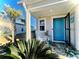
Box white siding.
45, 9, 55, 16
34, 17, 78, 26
74, 4, 79, 50
46, 17, 53, 41
70, 4, 79, 50
70, 8, 75, 47
36, 17, 53, 41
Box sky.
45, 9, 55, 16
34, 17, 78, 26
0, 0, 36, 29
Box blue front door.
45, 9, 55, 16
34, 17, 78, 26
53, 18, 65, 41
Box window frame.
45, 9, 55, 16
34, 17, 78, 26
39, 18, 46, 32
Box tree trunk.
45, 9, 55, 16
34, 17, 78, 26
12, 18, 16, 43
13, 20, 16, 43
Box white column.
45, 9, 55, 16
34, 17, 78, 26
26, 9, 31, 41
75, 4, 79, 50
23, 2, 31, 41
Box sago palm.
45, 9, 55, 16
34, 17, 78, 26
0, 39, 59, 59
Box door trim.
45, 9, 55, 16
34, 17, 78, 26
65, 13, 71, 45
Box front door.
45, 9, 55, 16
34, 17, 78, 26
53, 18, 65, 41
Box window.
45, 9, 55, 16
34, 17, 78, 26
39, 20, 45, 31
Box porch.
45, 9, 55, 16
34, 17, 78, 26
18, 0, 79, 51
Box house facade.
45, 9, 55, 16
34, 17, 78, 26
16, 18, 26, 34
18, 0, 79, 50
36, 10, 75, 45
36, 4, 79, 50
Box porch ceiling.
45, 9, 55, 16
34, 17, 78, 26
23, 0, 75, 18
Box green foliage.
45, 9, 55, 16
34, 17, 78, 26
4, 4, 22, 42
0, 39, 59, 59
66, 49, 79, 59
4, 4, 21, 19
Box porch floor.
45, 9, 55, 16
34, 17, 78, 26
50, 42, 79, 59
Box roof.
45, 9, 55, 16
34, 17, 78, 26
21, 0, 75, 18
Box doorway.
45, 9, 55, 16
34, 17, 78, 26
53, 18, 65, 41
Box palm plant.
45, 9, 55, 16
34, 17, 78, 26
4, 4, 21, 42
0, 17, 13, 44
0, 39, 59, 59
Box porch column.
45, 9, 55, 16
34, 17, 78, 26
23, 2, 31, 41
26, 9, 31, 41
75, 4, 79, 50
